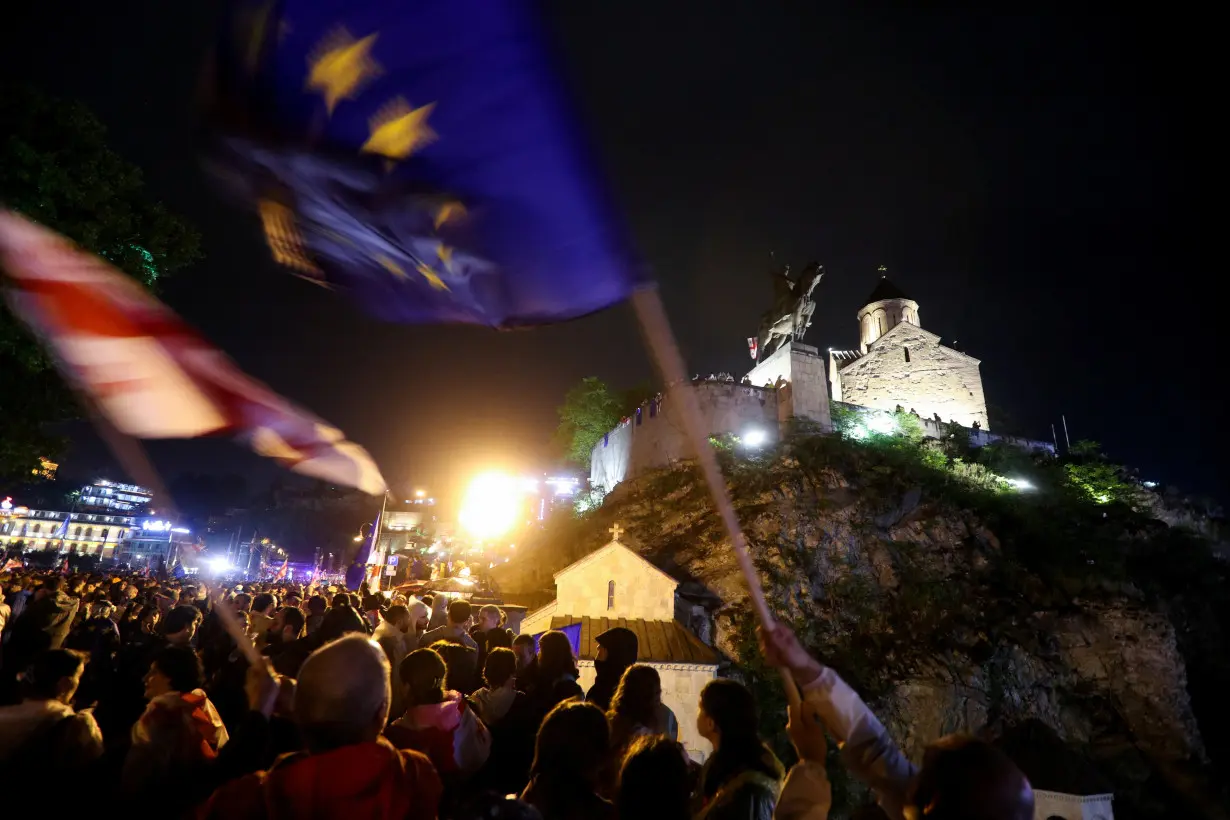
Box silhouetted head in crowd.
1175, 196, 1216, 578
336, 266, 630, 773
144, 645, 205, 699
294, 634, 390, 754
512, 633, 536, 671
617, 735, 691, 820
447, 599, 472, 628
483, 647, 517, 690
162, 605, 202, 646
385, 604, 411, 633
306, 595, 327, 616
531, 700, 609, 789
251, 593, 276, 616
908, 735, 1034, 820
400, 647, 447, 707
22, 649, 87, 704
536, 630, 578, 683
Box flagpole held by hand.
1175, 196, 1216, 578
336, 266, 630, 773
631, 286, 801, 708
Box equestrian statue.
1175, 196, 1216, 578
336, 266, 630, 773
757, 261, 824, 358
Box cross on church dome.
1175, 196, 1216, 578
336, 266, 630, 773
609, 523, 624, 541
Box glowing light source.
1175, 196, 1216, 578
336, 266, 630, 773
1005, 478, 1034, 490
865, 413, 898, 436
743, 428, 768, 448
460, 472, 521, 539
208, 557, 232, 573
415, 489, 426, 498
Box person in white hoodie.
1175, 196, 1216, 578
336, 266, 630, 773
0, 648, 102, 770
759, 623, 1034, 820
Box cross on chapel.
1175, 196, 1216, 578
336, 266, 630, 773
609, 523, 624, 542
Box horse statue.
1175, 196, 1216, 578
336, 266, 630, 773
757, 262, 824, 357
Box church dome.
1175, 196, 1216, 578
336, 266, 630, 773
857, 271, 920, 352
863, 276, 911, 304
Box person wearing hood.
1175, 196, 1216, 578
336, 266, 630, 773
374, 604, 414, 717
385, 647, 491, 782
426, 593, 451, 631
202, 634, 442, 820
123, 645, 230, 811
0, 648, 103, 780
586, 626, 639, 712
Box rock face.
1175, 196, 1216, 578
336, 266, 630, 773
497, 436, 1228, 818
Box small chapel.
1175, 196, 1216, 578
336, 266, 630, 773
519, 524, 720, 761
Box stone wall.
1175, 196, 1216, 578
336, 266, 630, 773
556, 544, 678, 622
834, 322, 990, 429
831, 401, 1057, 455
590, 381, 778, 491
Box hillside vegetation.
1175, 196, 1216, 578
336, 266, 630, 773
498, 416, 1228, 819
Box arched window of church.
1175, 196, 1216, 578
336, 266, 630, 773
904, 347, 910, 363
607, 580, 615, 610
877, 315, 884, 335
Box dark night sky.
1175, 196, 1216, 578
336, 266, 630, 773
5, 4, 1219, 504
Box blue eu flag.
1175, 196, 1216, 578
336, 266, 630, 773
209, 0, 640, 327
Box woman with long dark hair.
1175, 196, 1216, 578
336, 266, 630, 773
691, 678, 783, 820
607, 664, 663, 764
532, 630, 583, 716
520, 699, 615, 820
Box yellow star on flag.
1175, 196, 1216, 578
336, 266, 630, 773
376, 255, 408, 279
416, 261, 450, 291
434, 201, 466, 229
362, 97, 436, 161
306, 29, 381, 114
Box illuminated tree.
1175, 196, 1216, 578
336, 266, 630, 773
555, 377, 624, 466
0, 83, 202, 479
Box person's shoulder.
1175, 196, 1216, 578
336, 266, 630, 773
200, 770, 268, 819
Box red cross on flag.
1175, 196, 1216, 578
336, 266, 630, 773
0, 210, 386, 495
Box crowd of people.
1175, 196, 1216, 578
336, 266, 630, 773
0, 566, 1037, 819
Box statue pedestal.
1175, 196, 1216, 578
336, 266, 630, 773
745, 341, 832, 433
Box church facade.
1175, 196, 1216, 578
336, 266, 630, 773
829, 277, 990, 430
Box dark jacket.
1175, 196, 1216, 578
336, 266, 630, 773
584, 627, 639, 712
692, 747, 785, 820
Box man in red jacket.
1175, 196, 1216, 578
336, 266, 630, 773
201, 634, 442, 819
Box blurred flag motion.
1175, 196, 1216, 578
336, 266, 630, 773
209, 0, 639, 326
0, 210, 386, 495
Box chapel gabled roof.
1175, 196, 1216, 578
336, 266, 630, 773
549, 615, 719, 665
864, 276, 911, 304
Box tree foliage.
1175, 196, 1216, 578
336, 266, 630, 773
0, 84, 202, 479
554, 377, 627, 466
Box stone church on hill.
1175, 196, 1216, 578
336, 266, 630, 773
589, 268, 1035, 493
519, 526, 719, 761
829, 275, 990, 430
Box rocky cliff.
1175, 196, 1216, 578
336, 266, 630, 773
498, 428, 1229, 819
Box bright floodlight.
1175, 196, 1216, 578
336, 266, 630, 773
743, 429, 768, 448
865, 413, 898, 435
460, 472, 522, 539
208, 557, 231, 573
1006, 477, 1034, 490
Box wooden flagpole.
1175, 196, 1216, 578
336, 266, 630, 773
631, 286, 801, 706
